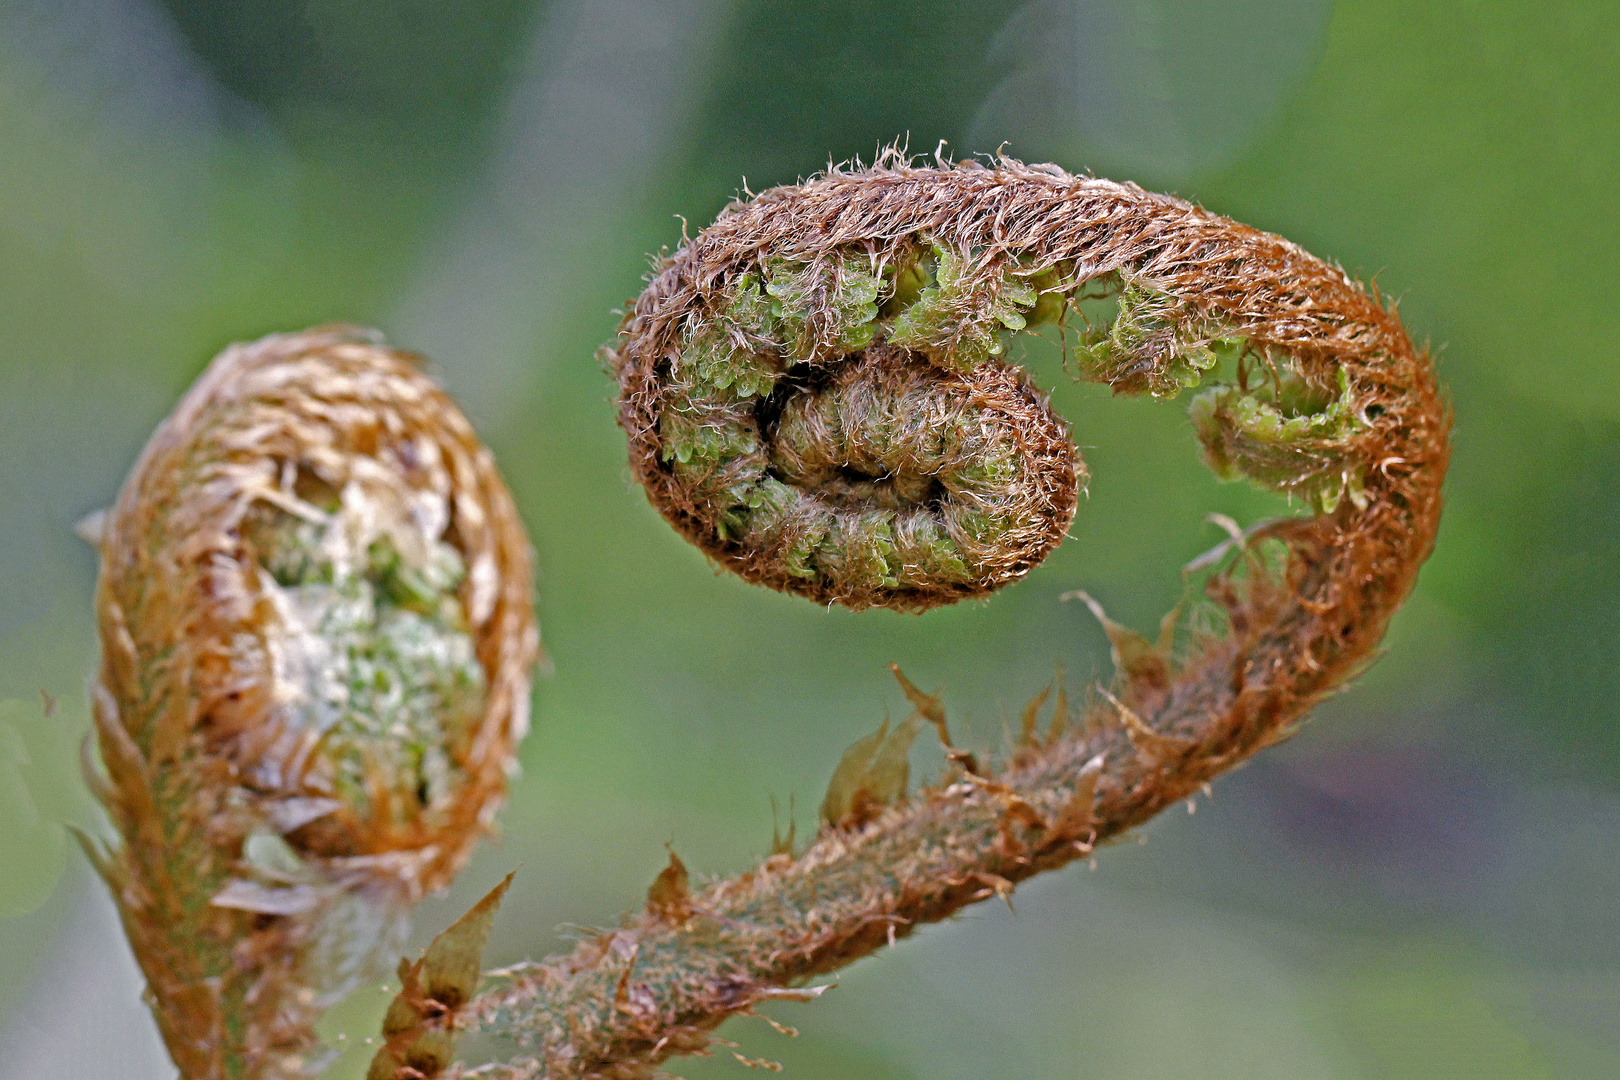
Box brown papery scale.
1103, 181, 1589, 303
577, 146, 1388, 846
81, 328, 539, 1079
456, 155, 1447, 1079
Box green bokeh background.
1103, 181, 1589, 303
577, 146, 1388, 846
2, 0, 1617, 1076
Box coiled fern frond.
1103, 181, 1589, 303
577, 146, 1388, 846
607, 153, 1438, 616
448, 154, 1448, 1079
82, 328, 539, 1079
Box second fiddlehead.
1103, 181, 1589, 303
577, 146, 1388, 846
82, 328, 540, 1078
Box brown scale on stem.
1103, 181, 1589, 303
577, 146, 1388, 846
81, 328, 540, 1079
451, 153, 1447, 1079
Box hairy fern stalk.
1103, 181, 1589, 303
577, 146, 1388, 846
442, 154, 1447, 1079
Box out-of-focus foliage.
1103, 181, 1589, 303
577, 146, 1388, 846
1, 1, 1617, 1077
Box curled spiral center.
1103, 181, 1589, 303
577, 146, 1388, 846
767, 346, 1061, 532
652, 283, 1081, 610
812, 467, 942, 512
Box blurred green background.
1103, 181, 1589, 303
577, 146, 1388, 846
2, 0, 1618, 1076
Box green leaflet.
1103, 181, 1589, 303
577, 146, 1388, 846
763, 254, 882, 358
1190, 367, 1368, 512
1072, 275, 1244, 398
681, 328, 778, 400
886, 241, 1040, 369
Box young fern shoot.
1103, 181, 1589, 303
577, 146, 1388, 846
434, 154, 1448, 1079
81, 328, 540, 1079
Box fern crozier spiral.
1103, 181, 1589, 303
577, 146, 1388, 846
85, 327, 539, 1079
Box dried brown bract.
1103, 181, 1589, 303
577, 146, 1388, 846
82, 327, 539, 1078
366, 874, 515, 1080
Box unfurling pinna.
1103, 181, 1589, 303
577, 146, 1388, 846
80, 328, 540, 1079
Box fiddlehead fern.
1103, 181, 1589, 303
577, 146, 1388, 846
445, 155, 1447, 1080
81, 328, 539, 1079
607, 155, 1437, 613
